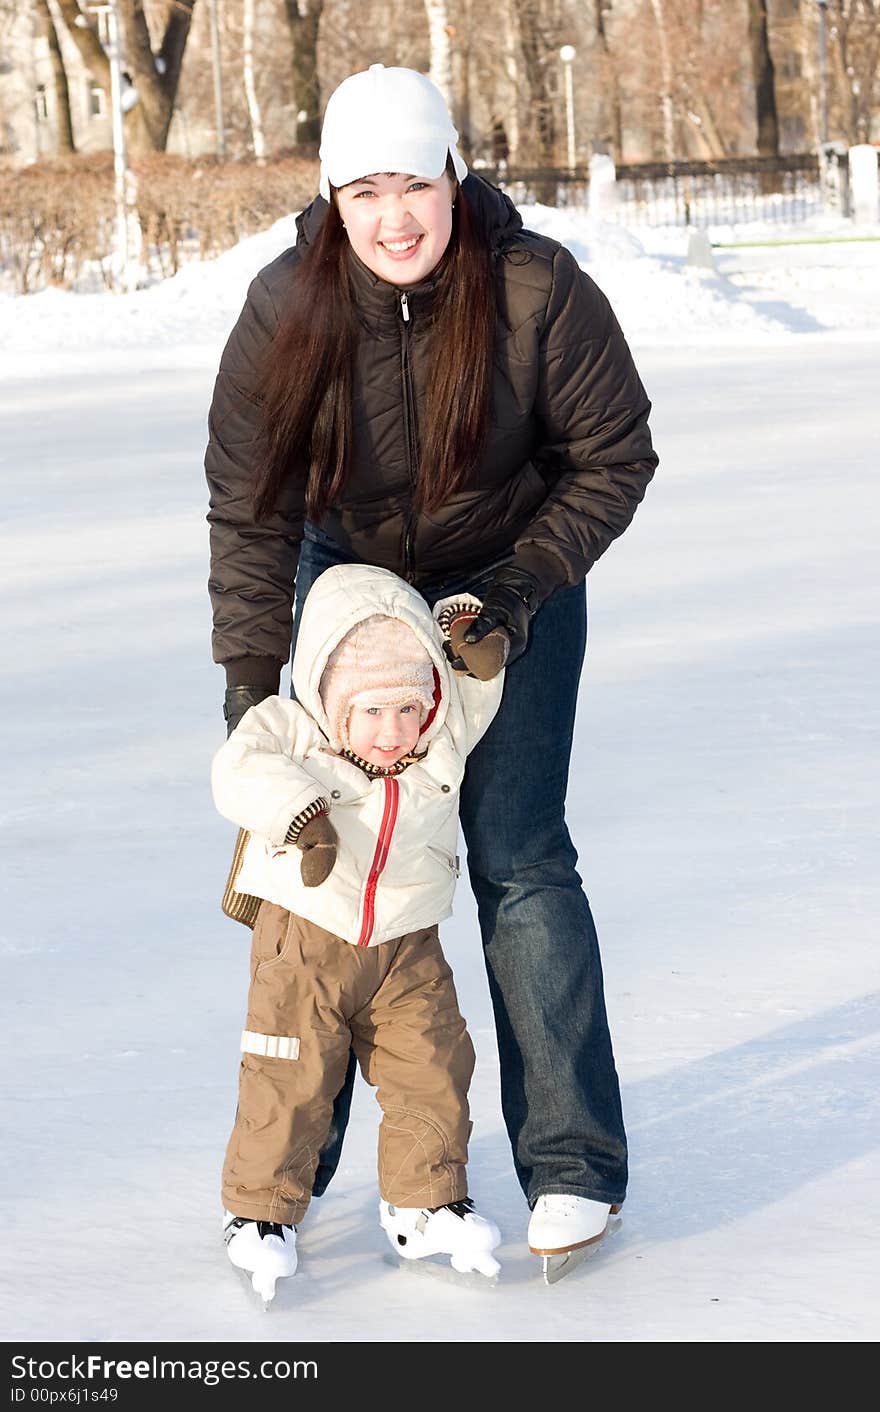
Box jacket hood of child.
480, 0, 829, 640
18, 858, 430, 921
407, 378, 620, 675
212, 564, 502, 946
292, 563, 450, 753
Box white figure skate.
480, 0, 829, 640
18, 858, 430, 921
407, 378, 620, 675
223, 1211, 297, 1308
528, 1195, 622, 1284
380, 1197, 502, 1278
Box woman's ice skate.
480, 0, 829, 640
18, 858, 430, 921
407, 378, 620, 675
380, 1197, 502, 1278
223, 1211, 297, 1308
527, 1195, 622, 1284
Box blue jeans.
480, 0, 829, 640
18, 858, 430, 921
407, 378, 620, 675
292, 523, 628, 1207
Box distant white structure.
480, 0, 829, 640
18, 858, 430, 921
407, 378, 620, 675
686, 229, 715, 270
588, 153, 617, 220
849, 144, 879, 226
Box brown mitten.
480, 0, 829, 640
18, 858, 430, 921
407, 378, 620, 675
296, 813, 338, 887
447, 613, 510, 681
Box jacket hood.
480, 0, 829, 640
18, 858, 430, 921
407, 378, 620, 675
292, 564, 450, 751
294, 172, 524, 259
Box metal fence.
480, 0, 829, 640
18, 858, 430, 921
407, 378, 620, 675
473, 152, 852, 226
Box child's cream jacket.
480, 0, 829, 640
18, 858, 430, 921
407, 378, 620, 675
211, 563, 503, 946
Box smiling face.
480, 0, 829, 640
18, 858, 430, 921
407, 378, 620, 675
335, 171, 456, 286
347, 701, 423, 767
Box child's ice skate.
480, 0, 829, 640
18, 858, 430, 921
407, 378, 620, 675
223, 1211, 297, 1308
527, 1195, 622, 1284
379, 1197, 501, 1278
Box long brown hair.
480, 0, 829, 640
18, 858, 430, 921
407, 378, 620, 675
253, 175, 496, 523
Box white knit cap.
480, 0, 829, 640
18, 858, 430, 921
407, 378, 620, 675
319, 63, 468, 201
319, 614, 436, 751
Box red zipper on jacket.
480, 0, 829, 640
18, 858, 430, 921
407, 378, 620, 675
357, 777, 400, 947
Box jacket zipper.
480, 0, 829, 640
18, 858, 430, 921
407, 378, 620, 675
357, 777, 400, 947
399, 291, 419, 584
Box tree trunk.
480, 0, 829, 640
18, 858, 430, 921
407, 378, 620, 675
282, 0, 324, 151
646, 0, 675, 161
826, 1, 880, 147
451, 46, 472, 162
51, 0, 196, 153
502, 0, 521, 161
243, 0, 266, 162
449, 0, 473, 158
53, 0, 107, 75
593, 0, 622, 161
513, 0, 555, 163
121, 0, 197, 152
746, 0, 779, 157
40, 0, 76, 152
425, 0, 453, 104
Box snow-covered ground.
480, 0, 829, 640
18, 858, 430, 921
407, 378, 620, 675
1, 203, 878, 1345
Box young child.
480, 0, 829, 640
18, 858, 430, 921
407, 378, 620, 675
211, 562, 509, 1302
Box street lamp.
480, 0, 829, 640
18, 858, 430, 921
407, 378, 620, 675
559, 45, 576, 172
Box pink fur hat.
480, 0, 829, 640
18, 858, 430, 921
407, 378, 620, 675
319, 614, 436, 750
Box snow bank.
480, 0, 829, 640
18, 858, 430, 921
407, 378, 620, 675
1, 206, 878, 372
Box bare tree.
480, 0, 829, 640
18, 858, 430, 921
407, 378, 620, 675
825, 0, 880, 143
39, 0, 76, 151
646, 0, 675, 159
171, 0, 295, 161
746, 0, 779, 156
282, 0, 324, 150
424, 0, 453, 102
46, 0, 197, 152
53, 0, 107, 74
9, 0, 838, 171
500, 0, 520, 160
243, 0, 267, 159
512, 0, 556, 163
616, 0, 750, 160
592, 0, 622, 161
120, 0, 197, 150
450, 0, 473, 158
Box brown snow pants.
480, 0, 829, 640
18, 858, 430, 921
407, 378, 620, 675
221, 902, 476, 1225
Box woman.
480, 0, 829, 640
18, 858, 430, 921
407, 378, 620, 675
206, 63, 658, 1259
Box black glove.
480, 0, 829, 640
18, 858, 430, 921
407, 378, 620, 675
457, 567, 541, 669
223, 685, 274, 737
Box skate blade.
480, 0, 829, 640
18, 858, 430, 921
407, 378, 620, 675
538, 1215, 622, 1286
541, 1247, 592, 1284
382, 1251, 499, 1288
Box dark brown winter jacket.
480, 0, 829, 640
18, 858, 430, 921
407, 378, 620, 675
206, 175, 658, 690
